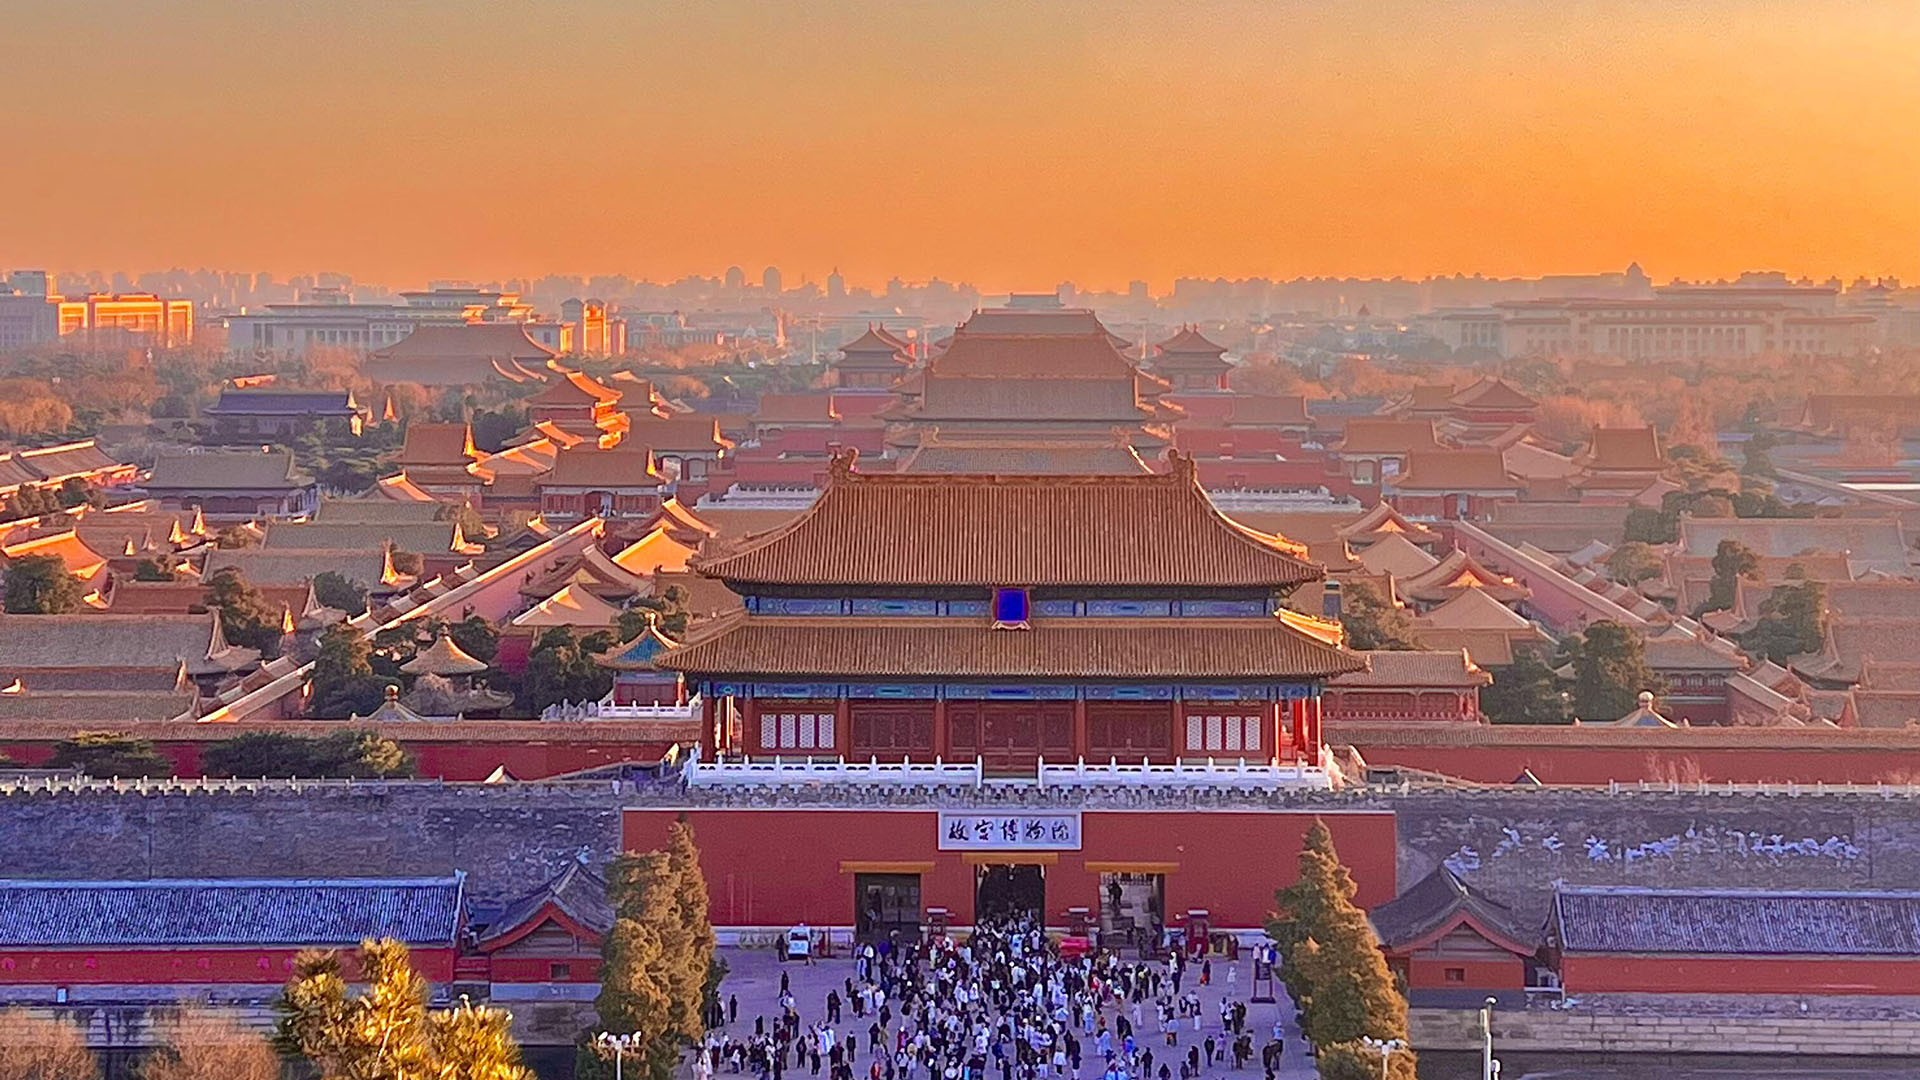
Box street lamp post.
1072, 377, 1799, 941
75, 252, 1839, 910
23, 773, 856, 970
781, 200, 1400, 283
1357, 1035, 1407, 1080
1480, 996, 1501, 1080
597, 1031, 643, 1080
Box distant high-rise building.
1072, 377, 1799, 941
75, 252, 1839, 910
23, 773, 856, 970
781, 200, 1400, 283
1129, 280, 1150, 303
762, 266, 783, 295
827, 268, 846, 300
724, 266, 746, 291
9, 270, 51, 297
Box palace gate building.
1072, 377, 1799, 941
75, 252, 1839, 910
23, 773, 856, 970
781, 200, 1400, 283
630, 451, 1397, 942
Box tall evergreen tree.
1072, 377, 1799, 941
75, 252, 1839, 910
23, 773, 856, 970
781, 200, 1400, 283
666, 818, 718, 1038
1266, 821, 1416, 1079
588, 851, 686, 1080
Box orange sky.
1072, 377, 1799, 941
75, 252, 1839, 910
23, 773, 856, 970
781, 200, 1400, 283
3, 1, 1917, 292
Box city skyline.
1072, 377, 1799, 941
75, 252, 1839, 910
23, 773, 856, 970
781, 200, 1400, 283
3, 1, 1917, 290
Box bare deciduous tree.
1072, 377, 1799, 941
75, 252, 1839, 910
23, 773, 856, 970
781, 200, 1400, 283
0, 1008, 97, 1080
142, 1005, 278, 1080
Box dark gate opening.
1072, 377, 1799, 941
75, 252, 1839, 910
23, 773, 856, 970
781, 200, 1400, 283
855, 873, 922, 945
975, 863, 1046, 924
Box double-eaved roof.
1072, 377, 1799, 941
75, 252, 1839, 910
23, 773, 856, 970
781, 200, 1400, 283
691, 452, 1322, 589
0, 876, 465, 948
658, 614, 1363, 680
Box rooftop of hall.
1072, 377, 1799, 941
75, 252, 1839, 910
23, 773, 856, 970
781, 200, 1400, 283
687, 449, 1322, 590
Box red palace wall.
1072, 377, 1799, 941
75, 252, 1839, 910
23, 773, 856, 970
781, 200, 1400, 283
623, 808, 1397, 930
1337, 738, 1920, 786
1405, 955, 1525, 991
0, 734, 681, 782
1561, 955, 1920, 995
0, 947, 457, 985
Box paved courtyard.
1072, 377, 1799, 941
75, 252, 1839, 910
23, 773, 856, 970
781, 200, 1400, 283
710, 944, 1323, 1080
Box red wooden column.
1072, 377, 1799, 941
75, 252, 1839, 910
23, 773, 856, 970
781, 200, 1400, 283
1288, 698, 1308, 761
700, 689, 717, 758
932, 698, 950, 760
834, 697, 852, 757
1303, 696, 1323, 766
1072, 697, 1090, 760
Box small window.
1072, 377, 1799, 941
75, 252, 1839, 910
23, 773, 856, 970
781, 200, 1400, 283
993, 587, 1030, 629
1444, 968, 1466, 984
550, 962, 572, 980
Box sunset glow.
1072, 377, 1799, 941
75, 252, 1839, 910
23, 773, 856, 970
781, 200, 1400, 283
4, 0, 1917, 288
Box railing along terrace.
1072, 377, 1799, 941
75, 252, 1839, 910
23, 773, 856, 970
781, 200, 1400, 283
683, 755, 1333, 791
539, 694, 704, 722
686, 755, 987, 787
1038, 757, 1332, 790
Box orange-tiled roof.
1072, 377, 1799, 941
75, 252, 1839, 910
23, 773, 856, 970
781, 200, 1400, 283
1403, 385, 1458, 411
1449, 378, 1538, 411
543, 446, 665, 489
1338, 502, 1434, 541
1415, 588, 1535, 631
395, 423, 476, 467
692, 452, 1322, 589
1356, 533, 1440, 578
1577, 427, 1664, 472
896, 435, 1152, 476
1336, 419, 1441, 456
1502, 441, 1580, 482
930, 325, 1139, 381
370, 323, 556, 361
1155, 326, 1227, 355
839, 327, 911, 363
908, 376, 1156, 423
753, 394, 840, 424
1399, 549, 1531, 604
1330, 649, 1491, 689
1390, 449, 1520, 492
2, 530, 110, 583
527, 370, 622, 406
1227, 395, 1311, 427
626, 413, 735, 453
658, 614, 1365, 680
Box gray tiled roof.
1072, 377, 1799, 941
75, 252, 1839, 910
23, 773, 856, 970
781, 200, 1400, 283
1554, 886, 1920, 956
0, 876, 465, 947
0, 614, 243, 674
145, 450, 314, 491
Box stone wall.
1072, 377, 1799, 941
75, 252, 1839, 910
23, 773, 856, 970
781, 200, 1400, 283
7, 778, 1920, 922
1382, 787, 1920, 926
1412, 1001, 1920, 1055
0, 780, 626, 902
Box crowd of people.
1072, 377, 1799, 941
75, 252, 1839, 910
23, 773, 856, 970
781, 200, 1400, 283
701, 917, 1289, 1080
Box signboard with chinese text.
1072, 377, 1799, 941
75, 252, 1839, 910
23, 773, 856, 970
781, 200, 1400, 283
936, 812, 1082, 851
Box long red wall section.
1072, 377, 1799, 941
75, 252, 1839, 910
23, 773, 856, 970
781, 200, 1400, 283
624, 808, 1397, 930
0, 947, 457, 984
1562, 955, 1920, 995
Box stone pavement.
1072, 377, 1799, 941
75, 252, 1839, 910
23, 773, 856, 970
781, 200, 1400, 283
709, 946, 1323, 1080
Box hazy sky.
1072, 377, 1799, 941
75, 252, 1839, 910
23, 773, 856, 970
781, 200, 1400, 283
4, 0, 1917, 291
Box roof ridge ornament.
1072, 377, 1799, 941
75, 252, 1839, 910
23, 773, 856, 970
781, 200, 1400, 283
828, 446, 860, 481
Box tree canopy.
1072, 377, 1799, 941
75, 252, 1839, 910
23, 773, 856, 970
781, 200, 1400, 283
201, 729, 413, 779
521, 627, 616, 713
310, 624, 390, 719
1336, 581, 1420, 651
1564, 620, 1661, 721
46, 731, 172, 778
1479, 645, 1570, 725
276, 938, 532, 1079
202, 566, 285, 656
3, 552, 84, 614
